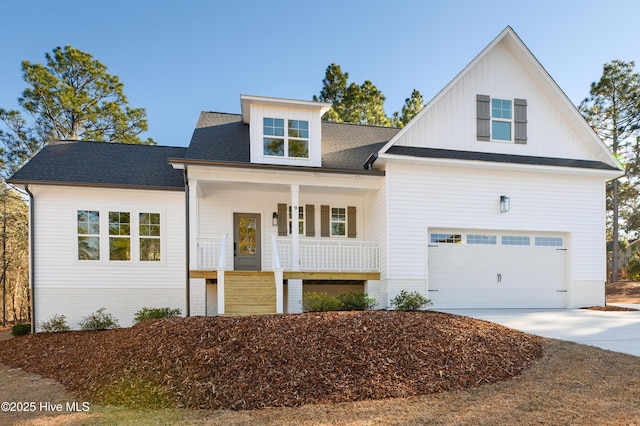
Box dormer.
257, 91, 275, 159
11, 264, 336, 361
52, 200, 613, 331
241, 95, 331, 167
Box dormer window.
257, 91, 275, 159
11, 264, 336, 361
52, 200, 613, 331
263, 117, 309, 158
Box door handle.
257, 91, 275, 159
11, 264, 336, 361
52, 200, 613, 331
497, 273, 502, 283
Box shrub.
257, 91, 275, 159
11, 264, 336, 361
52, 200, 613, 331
627, 252, 640, 281
390, 290, 432, 311
39, 314, 70, 332
303, 291, 341, 312
11, 323, 31, 336
337, 290, 377, 311
134, 307, 182, 323
79, 307, 119, 331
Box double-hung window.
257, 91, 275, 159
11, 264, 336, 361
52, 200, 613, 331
263, 117, 309, 158
491, 98, 512, 141
109, 212, 131, 261
477, 95, 527, 144
140, 213, 161, 261
288, 206, 304, 235
78, 210, 100, 260
331, 207, 346, 236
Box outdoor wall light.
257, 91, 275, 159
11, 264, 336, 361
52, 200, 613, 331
272, 212, 278, 226
500, 195, 510, 213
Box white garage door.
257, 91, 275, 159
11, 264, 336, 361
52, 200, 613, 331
428, 230, 567, 308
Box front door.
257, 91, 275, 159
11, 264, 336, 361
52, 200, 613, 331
233, 213, 261, 271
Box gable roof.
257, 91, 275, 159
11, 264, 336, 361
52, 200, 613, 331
8, 140, 187, 190
181, 112, 399, 172
379, 26, 622, 172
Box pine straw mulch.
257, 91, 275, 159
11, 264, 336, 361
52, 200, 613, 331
0, 311, 543, 411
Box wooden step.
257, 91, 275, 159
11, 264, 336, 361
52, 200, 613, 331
224, 271, 277, 316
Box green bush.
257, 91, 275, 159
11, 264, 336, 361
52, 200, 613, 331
134, 307, 182, 323
627, 252, 640, 281
39, 314, 70, 332
303, 291, 341, 312
11, 323, 31, 336
390, 290, 432, 311
337, 290, 377, 311
79, 307, 119, 331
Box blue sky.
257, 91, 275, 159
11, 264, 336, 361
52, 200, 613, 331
1, 0, 639, 147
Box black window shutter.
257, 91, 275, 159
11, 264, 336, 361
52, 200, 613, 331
305, 204, 315, 237
477, 95, 491, 141
347, 206, 356, 238
514, 98, 527, 144
277, 203, 287, 236
320, 205, 330, 237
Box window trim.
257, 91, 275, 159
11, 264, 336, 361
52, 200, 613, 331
139, 212, 161, 261
490, 98, 513, 142
288, 205, 305, 236
330, 207, 346, 237
74, 208, 164, 265
77, 210, 100, 261
263, 117, 310, 159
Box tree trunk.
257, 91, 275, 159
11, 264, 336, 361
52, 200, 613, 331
611, 178, 619, 283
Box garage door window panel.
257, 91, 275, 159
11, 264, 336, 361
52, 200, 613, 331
467, 235, 497, 245
535, 237, 564, 247
501, 236, 530, 246
430, 233, 462, 244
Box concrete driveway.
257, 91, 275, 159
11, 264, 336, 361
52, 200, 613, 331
439, 304, 640, 357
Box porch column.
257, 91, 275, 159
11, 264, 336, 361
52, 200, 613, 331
288, 184, 303, 313
291, 184, 300, 271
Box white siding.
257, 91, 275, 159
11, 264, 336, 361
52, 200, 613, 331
31, 185, 186, 329
249, 103, 323, 167
197, 185, 367, 271
385, 162, 607, 308
395, 43, 609, 164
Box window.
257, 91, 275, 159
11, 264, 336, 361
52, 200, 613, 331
288, 206, 304, 235
109, 211, 130, 260
263, 117, 309, 158
477, 95, 527, 144
140, 213, 161, 261
467, 235, 497, 245
535, 236, 563, 247
331, 207, 346, 236
78, 210, 100, 260
491, 98, 512, 141
501, 235, 530, 246
430, 233, 462, 244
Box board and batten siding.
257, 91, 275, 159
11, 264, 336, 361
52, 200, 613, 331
395, 43, 611, 165
384, 162, 607, 307
248, 103, 323, 167
30, 185, 186, 329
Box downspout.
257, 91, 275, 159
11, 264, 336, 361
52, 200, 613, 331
25, 185, 35, 333
184, 167, 190, 317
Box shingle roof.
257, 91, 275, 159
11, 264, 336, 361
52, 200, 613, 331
385, 146, 620, 171
8, 140, 187, 190
184, 112, 399, 171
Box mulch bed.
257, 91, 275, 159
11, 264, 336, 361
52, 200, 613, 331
0, 311, 543, 410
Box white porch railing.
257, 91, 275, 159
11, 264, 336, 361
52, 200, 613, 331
275, 238, 379, 272
197, 234, 227, 269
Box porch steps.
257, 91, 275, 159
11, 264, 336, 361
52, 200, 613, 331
224, 271, 276, 316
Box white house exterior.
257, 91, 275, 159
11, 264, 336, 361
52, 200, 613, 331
9, 27, 621, 330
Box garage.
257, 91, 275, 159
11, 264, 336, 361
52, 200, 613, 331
428, 230, 567, 308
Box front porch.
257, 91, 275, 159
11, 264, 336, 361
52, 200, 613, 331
190, 235, 380, 315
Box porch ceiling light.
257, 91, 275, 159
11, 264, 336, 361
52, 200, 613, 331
500, 195, 510, 213
272, 212, 278, 226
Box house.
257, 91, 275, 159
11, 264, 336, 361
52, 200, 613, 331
9, 27, 622, 330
